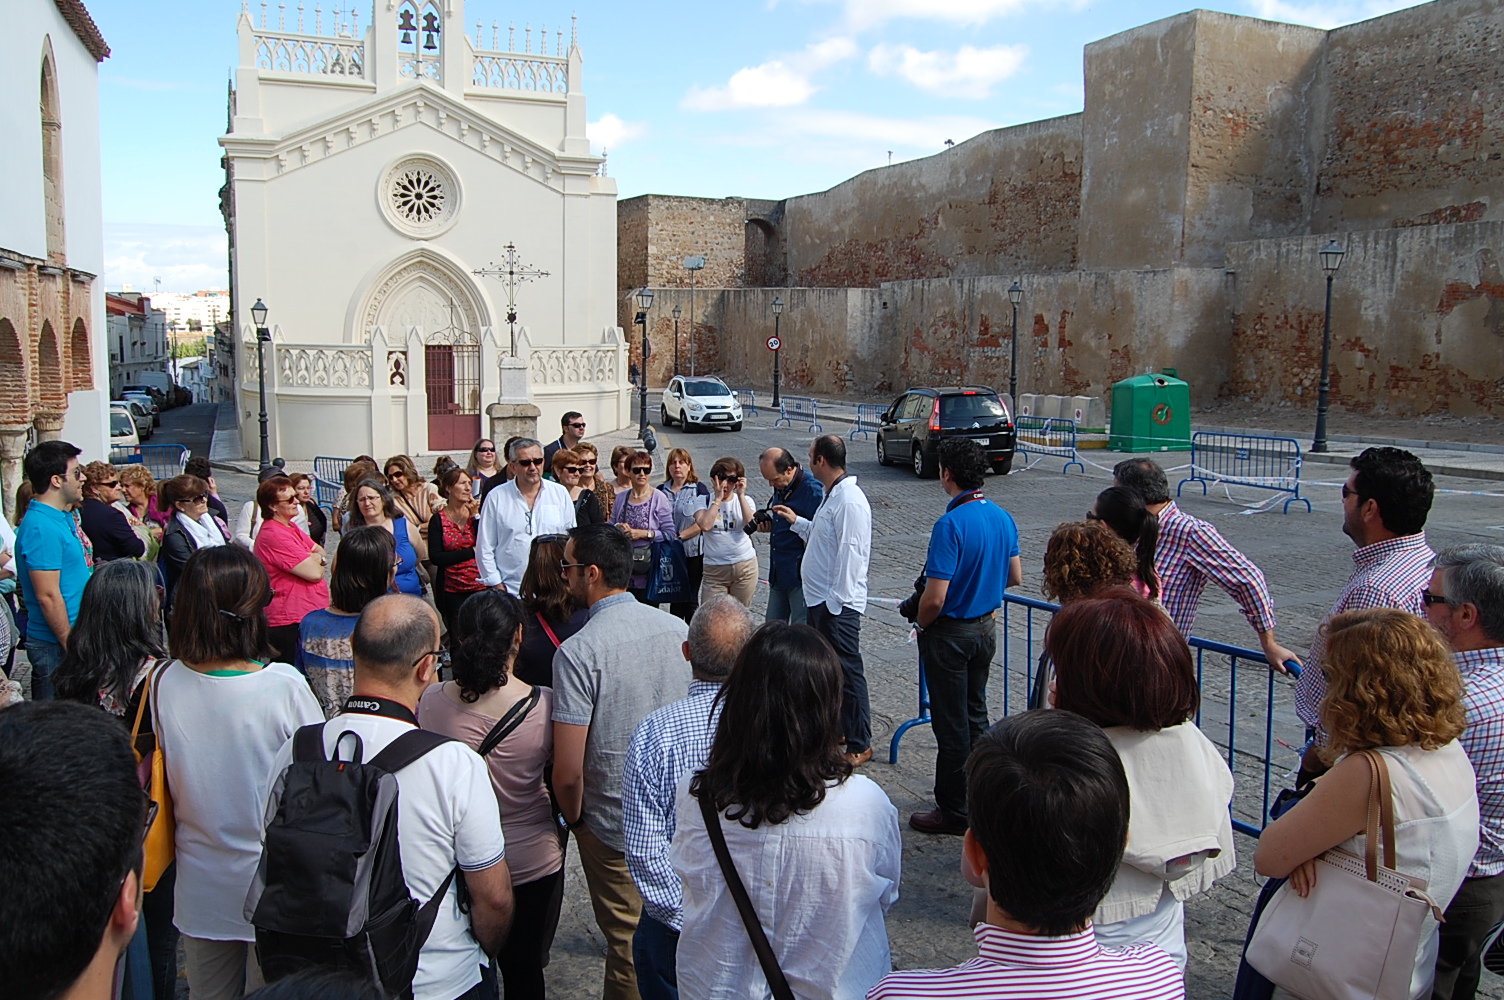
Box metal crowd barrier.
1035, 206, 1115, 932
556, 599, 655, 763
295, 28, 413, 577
732, 388, 759, 417
1015, 415, 1085, 474
1178, 432, 1311, 513
774, 395, 823, 434
313, 456, 352, 510
110, 444, 189, 480
849, 403, 885, 441
890, 592, 1303, 838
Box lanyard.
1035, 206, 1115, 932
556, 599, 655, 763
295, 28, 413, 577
341, 695, 419, 727
947, 490, 987, 512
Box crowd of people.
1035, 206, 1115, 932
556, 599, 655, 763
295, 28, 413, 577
3, 415, 1504, 1000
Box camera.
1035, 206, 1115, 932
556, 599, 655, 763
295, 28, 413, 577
897, 572, 927, 622
744, 508, 775, 535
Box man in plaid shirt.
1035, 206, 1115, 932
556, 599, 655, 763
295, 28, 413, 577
1426, 544, 1504, 1000
1113, 458, 1300, 671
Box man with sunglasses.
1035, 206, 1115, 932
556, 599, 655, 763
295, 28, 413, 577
15, 439, 93, 700
1294, 446, 1435, 784
544, 411, 588, 471
476, 438, 578, 593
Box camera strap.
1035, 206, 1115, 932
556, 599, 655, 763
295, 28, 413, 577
947, 489, 987, 512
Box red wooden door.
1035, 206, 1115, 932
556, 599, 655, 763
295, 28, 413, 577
425, 343, 481, 451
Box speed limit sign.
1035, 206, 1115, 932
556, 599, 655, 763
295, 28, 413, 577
766, 335, 781, 352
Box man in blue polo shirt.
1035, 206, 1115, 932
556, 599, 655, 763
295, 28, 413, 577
15, 440, 92, 700
756, 447, 823, 624
909, 438, 1021, 835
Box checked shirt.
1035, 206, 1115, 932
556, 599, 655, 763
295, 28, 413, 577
1459, 647, 1504, 877
1155, 501, 1277, 638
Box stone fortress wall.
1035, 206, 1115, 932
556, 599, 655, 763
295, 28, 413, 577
619, 0, 1504, 418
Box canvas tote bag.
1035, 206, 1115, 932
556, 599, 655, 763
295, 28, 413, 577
1245, 749, 1445, 1000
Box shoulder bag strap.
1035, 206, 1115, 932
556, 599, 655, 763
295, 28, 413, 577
476, 686, 542, 757
129, 663, 155, 748
1358, 749, 1382, 881
537, 613, 563, 649
1372, 749, 1398, 871
697, 794, 797, 1000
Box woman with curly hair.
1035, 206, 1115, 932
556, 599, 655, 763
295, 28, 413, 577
384, 454, 444, 542
78, 461, 147, 562
1255, 608, 1476, 999
573, 441, 615, 521
1030, 520, 1140, 709
672, 622, 901, 1000
420, 589, 562, 1000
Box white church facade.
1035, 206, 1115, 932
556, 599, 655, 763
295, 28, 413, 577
221, 0, 625, 462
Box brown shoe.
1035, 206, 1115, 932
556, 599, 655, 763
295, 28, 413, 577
844, 747, 873, 767
908, 808, 967, 836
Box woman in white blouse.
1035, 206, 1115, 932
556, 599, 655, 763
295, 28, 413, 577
692, 457, 758, 608
672, 621, 902, 1000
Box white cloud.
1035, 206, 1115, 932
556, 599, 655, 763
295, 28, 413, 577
587, 113, 647, 154
1243, 0, 1429, 29
103, 224, 227, 294
682, 37, 858, 111
867, 42, 1028, 98
840, 0, 1081, 29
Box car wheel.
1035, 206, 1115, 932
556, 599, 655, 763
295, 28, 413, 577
993, 456, 1013, 476
660, 405, 672, 427
913, 445, 937, 479
876, 435, 892, 466
729, 422, 742, 432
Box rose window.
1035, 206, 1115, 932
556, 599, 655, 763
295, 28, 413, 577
380, 156, 461, 238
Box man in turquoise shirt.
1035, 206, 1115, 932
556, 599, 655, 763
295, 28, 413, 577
15, 440, 92, 700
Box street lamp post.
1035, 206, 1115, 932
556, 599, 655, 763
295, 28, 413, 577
635, 287, 654, 442
251, 298, 271, 468
771, 296, 784, 407
672, 303, 682, 376
1007, 281, 1023, 410
684, 255, 705, 376
1311, 240, 1346, 454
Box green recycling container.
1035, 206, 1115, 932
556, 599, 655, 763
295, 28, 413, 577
1109, 373, 1192, 451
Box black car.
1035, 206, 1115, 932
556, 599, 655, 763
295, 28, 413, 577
876, 386, 1016, 478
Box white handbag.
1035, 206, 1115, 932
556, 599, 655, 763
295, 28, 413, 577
1246, 749, 1445, 1000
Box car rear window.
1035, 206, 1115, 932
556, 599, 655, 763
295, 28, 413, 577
940, 393, 1009, 425
684, 380, 731, 396
111, 412, 134, 435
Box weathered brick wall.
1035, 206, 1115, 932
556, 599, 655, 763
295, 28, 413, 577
1227, 222, 1504, 417
617, 195, 748, 290
1315, 0, 1504, 232
781, 116, 1083, 287
617, 197, 649, 293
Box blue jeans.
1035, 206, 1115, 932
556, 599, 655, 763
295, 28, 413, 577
918, 616, 996, 823
633, 912, 680, 1000
765, 585, 808, 625
807, 603, 869, 753
26, 639, 63, 701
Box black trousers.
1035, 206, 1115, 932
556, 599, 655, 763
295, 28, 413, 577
917, 616, 995, 823
494, 868, 566, 1000
266, 623, 300, 669
1432, 872, 1504, 1000
808, 603, 870, 753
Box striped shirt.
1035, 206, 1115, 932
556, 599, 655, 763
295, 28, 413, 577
621, 680, 722, 931
867, 923, 1183, 1000
1458, 647, 1504, 877
1154, 501, 1277, 638
1294, 532, 1435, 727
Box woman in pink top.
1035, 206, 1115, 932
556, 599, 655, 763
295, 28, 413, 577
252, 475, 329, 666
420, 589, 562, 1000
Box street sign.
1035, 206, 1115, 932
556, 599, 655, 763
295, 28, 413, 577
766, 335, 781, 352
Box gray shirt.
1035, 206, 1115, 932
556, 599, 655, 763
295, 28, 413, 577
552, 591, 691, 851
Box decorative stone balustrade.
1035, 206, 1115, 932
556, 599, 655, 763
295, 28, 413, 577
255, 29, 365, 77
529, 345, 618, 385
279, 344, 374, 387
471, 51, 569, 93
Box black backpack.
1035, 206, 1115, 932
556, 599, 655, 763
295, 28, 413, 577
245, 724, 458, 999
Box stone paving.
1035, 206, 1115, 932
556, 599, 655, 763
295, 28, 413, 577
16, 404, 1503, 999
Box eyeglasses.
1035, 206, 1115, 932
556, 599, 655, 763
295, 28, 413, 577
568, 421, 587, 430
477, 446, 496, 453
631, 466, 652, 475
410, 648, 444, 669
559, 560, 587, 573
1421, 589, 1451, 606
515, 457, 545, 467
563, 466, 583, 475
1341, 484, 1357, 500
101, 480, 121, 489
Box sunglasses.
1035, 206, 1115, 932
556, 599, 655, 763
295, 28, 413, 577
631, 466, 652, 475
101, 480, 121, 489
563, 466, 583, 475
181, 494, 208, 504
535, 533, 570, 547
1085, 510, 1100, 520
515, 457, 545, 468
1341, 484, 1358, 500
1421, 589, 1450, 607
568, 422, 587, 429
387, 471, 406, 479
477, 446, 496, 453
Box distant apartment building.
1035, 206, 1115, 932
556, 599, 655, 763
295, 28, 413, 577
145, 288, 230, 331
106, 291, 169, 395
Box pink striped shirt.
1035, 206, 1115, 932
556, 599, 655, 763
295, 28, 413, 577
1154, 502, 1276, 638
867, 923, 1183, 1000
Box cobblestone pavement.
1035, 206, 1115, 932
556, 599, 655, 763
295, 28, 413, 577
18, 408, 1499, 1000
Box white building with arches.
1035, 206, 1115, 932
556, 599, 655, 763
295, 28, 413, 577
0, 0, 111, 519
221, 0, 624, 462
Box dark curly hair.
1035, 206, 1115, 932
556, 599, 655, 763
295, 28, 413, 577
1350, 447, 1433, 537
450, 589, 525, 702
1042, 521, 1136, 603
690, 622, 851, 828
938, 438, 989, 491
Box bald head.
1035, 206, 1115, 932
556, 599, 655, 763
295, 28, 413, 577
687, 595, 756, 681
352, 594, 441, 684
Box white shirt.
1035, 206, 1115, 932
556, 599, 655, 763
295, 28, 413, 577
700, 493, 756, 566
0, 515, 17, 576
155, 661, 324, 940
264, 711, 508, 1000
475, 479, 577, 591
790, 475, 872, 615
670, 773, 901, 1000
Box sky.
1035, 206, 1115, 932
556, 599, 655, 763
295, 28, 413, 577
90, 0, 1427, 293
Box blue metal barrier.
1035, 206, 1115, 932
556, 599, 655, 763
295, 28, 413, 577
850, 403, 885, 441
1178, 432, 1311, 513
1015, 415, 1084, 474
313, 456, 353, 510
732, 388, 759, 417
890, 593, 1303, 838
774, 395, 822, 434
110, 444, 188, 480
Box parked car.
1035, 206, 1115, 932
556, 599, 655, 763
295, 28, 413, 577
112, 399, 152, 441
660, 376, 743, 432
123, 384, 172, 410
122, 391, 160, 427
109, 407, 139, 450
876, 385, 1016, 478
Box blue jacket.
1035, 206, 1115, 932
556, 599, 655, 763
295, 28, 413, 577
766, 469, 823, 590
